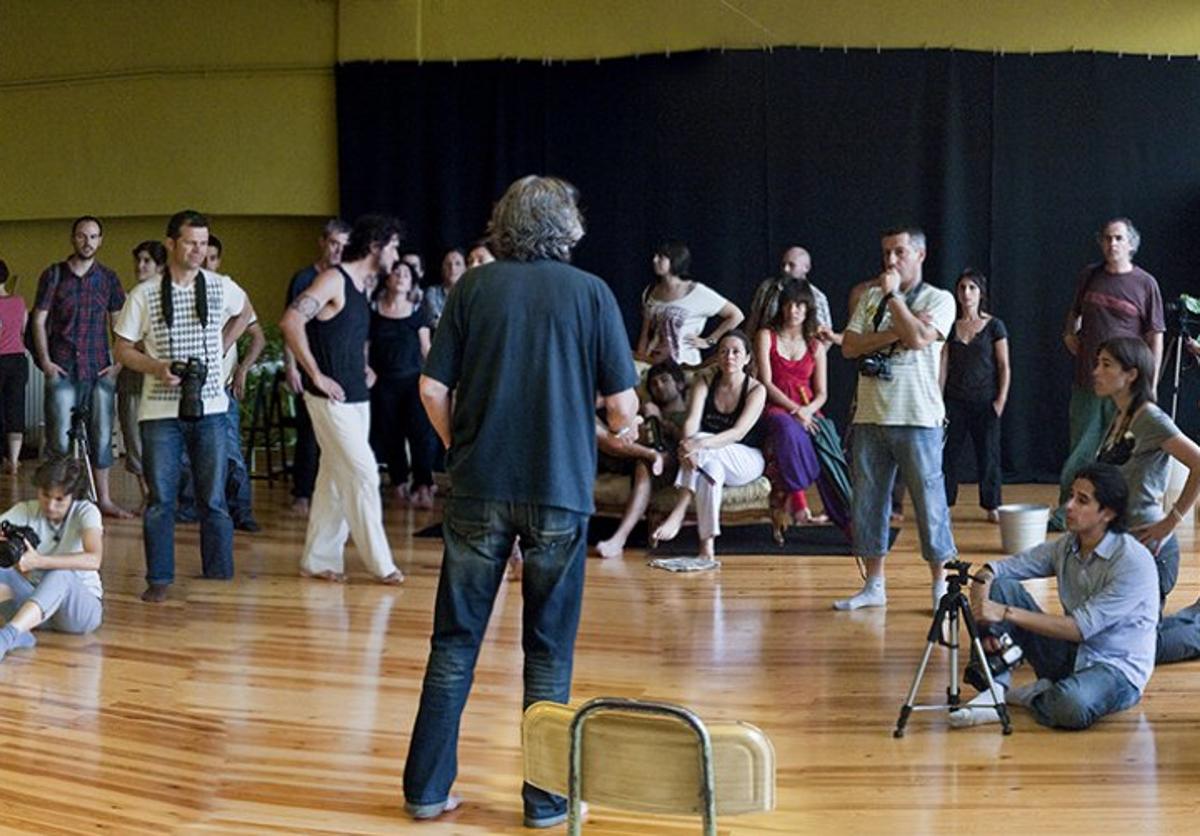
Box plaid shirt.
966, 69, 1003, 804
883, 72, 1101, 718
34, 260, 126, 381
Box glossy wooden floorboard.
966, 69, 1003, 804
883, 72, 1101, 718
1, 471, 1199, 834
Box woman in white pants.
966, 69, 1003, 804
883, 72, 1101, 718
0, 457, 104, 662
651, 330, 766, 559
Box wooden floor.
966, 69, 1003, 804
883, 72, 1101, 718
1, 470, 1199, 835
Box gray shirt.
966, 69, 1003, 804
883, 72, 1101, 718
988, 530, 1158, 692
1100, 403, 1178, 529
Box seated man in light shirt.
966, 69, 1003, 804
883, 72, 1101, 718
952, 462, 1159, 730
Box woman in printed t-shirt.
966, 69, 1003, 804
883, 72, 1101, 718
635, 240, 743, 368
0, 259, 28, 473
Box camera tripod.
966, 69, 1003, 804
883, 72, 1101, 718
893, 561, 1012, 737
67, 406, 98, 504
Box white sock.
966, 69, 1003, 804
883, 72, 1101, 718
932, 578, 948, 613
833, 578, 886, 611
1007, 678, 1052, 708
948, 686, 1006, 728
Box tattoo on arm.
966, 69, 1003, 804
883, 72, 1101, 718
290, 294, 322, 321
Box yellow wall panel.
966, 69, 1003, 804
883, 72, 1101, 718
0, 71, 337, 220
337, 0, 1200, 62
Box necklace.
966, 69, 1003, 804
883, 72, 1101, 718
44, 501, 73, 547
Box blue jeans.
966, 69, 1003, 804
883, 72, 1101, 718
404, 496, 589, 821
851, 424, 956, 564
224, 391, 253, 523
1158, 598, 1200, 664
44, 374, 117, 468
141, 416, 233, 584
989, 579, 1141, 729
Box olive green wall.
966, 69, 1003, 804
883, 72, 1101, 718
2, 0, 1198, 309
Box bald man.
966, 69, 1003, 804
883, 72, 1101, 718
745, 245, 832, 337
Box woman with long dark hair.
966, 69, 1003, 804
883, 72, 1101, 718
650, 330, 765, 560
1091, 336, 1200, 663
939, 268, 1010, 521
369, 259, 436, 508
754, 279, 842, 539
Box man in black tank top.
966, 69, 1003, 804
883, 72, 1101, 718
280, 215, 405, 586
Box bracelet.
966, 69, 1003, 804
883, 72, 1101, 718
1170, 506, 1186, 523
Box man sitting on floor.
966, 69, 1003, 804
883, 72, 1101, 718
595, 359, 689, 558
952, 462, 1158, 730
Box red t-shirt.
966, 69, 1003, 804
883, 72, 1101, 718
0, 295, 26, 356
1070, 263, 1164, 387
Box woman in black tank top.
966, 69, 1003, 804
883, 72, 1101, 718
650, 331, 767, 560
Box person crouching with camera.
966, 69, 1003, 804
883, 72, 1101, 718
951, 462, 1159, 730
0, 458, 104, 661
112, 210, 249, 603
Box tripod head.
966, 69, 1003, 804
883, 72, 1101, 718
67, 405, 90, 442
942, 560, 987, 591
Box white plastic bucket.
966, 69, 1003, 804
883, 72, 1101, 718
1164, 457, 1194, 526
997, 503, 1050, 555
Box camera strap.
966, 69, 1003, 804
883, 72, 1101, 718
871, 281, 924, 352
161, 271, 212, 369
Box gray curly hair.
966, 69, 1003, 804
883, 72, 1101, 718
487, 175, 585, 262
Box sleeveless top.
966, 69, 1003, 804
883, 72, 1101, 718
701, 373, 764, 448
303, 266, 370, 403
766, 330, 817, 414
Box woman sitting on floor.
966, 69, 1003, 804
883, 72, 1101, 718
0, 457, 104, 662
1089, 337, 1200, 663
651, 331, 766, 560
755, 279, 846, 541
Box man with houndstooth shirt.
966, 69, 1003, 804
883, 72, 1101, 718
113, 210, 248, 603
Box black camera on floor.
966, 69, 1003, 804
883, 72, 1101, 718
858, 352, 893, 381
964, 631, 1024, 691
0, 521, 40, 569
171, 357, 208, 420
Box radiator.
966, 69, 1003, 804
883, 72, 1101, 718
24, 353, 45, 451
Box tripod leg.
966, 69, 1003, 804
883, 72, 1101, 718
961, 605, 1013, 734
894, 639, 938, 738
946, 603, 961, 706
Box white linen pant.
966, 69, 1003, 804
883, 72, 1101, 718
675, 435, 765, 541
301, 394, 397, 578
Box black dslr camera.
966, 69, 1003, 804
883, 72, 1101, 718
0, 521, 40, 569
858, 352, 893, 381
964, 631, 1025, 691
170, 357, 208, 420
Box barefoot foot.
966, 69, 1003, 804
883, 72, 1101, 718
300, 569, 347, 583
378, 570, 405, 585
595, 536, 624, 559
98, 501, 135, 520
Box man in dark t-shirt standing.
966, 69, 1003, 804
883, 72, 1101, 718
1054, 217, 1164, 528
403, 176, 639, 827
283, 218, 351, 516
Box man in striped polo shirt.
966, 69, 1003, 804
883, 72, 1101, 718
836, 226, 958, 611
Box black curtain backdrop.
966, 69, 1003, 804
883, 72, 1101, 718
336, 49, 1200, 483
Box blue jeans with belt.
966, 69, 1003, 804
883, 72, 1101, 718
141, 415, 232, 584
404, 496, 589, 822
